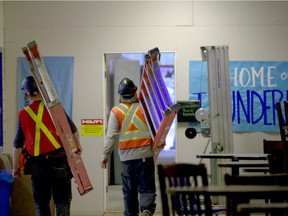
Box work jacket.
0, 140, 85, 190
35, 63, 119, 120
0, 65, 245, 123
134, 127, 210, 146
112, 102, 152, 150
19, 101, 62, 156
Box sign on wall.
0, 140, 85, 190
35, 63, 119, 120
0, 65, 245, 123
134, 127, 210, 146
177, 100, 200, 122
189, 61, 288, 132
81, 119, 103, 136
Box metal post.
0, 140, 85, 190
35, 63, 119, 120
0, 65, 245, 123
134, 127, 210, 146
201, 45, 234, 186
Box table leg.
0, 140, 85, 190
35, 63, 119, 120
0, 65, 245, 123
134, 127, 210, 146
231, 167, 239, 176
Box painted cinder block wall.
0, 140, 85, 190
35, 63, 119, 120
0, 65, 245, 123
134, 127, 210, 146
2, 1, 288, 215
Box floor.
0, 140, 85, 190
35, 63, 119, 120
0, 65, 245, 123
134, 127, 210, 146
104, 150, 266, 216
106, 183, 163, 213
105, 184, 228, 216
105, 150, 174, 215
104, 213, 163, 216
104, 150, 227, 216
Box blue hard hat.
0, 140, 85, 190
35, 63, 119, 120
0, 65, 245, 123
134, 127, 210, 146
21, 76, 39, 96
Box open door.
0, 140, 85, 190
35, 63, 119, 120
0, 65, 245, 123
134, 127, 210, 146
104, 52, 176, 212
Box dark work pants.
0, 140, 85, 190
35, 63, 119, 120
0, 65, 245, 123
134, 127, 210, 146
29, 155, 72, 216
121, 157, 156, 216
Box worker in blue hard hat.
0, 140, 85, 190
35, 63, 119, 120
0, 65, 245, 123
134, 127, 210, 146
13, 75, 79, 216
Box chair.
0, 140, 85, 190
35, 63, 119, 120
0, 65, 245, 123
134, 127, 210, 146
263, 139, 284, 173
264, 139, 283, 154
157, 163, 225, 216
276, 101, 288, 173
0, 153, 12, 170
224, 173, 288, 216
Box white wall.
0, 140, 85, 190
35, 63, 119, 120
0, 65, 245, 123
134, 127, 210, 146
0, 1, 3, 47
3, 1, 288, 215
0, 0, 3, 154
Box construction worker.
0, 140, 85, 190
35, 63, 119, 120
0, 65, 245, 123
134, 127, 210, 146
100, 78, 156, 216
12, 75, 79, 216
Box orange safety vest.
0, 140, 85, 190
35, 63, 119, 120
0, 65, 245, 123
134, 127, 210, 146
112, 102, 152, 150
19, 101, 62, 156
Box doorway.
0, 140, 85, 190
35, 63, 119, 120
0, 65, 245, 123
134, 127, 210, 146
104, 51, 176, 211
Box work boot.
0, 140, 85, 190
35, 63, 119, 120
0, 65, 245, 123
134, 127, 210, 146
142, 209, 152, 216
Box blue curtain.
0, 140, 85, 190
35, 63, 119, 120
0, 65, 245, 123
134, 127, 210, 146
17, 56, 74, 118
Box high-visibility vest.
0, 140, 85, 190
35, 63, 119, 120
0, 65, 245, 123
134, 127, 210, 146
112, 102, 152, 150
19, 101, 61, 156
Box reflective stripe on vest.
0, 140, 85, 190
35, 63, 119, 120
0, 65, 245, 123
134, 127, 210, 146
24, 102, 61, 156
114, 103, 151, 149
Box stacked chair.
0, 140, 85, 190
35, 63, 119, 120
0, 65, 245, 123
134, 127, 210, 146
158, 163, 225, 216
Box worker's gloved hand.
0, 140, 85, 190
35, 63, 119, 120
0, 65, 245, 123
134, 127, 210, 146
75, 145, 82, 154
12, 168, 21, 179
100, 159, 108, 169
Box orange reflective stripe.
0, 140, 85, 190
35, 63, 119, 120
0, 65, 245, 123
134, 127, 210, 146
119, 138, 151, 149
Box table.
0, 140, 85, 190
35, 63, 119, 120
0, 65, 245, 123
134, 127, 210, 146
217, 161, 269, 176
166, 185, 288, 215
197, 153, 268, 161
237, 202, 288, 214
167, 185, 288, 196
196, 153, 269, 186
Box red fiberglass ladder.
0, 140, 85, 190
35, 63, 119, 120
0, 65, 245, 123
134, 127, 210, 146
139, 47, 180, 160
22, 41, 93, 195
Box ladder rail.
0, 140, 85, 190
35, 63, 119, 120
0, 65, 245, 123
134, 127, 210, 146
22, 40, 93, 195
141, 69, 161, 128
22, 47, 58, 107
27, 41, 59, 107
139, 47, 179, 160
